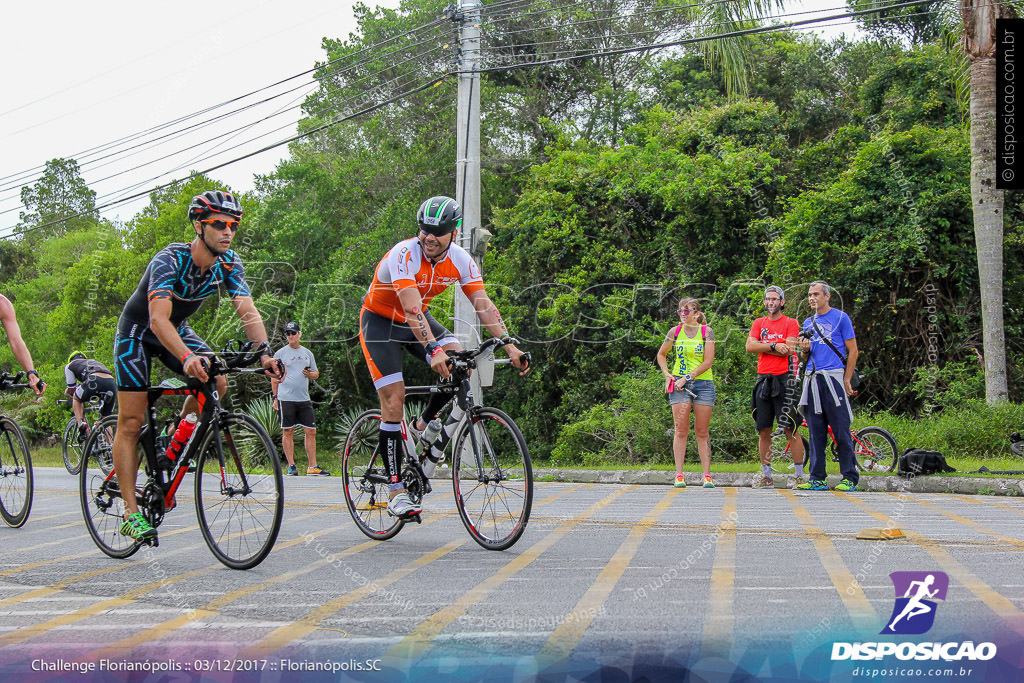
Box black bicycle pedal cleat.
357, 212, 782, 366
406, 511, 423, 524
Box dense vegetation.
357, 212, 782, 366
4, 3, 1022, 467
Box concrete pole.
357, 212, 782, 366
454, 0, 484, 396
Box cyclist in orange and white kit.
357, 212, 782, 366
359, 196, 529, 519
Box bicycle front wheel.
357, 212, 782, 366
854, 426, 899, 472
63, 417, 84, 475
194, 413, 283, 570
79, 415, 139, 557
0, 416, 32, 528
343, 409, 404, 541
452, 407, 532, 551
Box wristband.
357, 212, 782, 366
499, 334, 513, 346
180, 351, 197, 364
425, 342, 442, 358
27, 369, 39, 379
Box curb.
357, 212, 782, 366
526, 469, 1024, 496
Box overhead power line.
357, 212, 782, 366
4, 0, 943, 238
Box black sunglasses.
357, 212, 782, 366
285, 330, 299, 336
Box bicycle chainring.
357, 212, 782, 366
140, 481, 167, 529
402, 465, 427, 504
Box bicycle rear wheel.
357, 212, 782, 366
0, 416, 32, 528
63, 417, 84, 475
79, 415, 139, 557
854, 426, 899, 472
452, 407, 532, 551
343, 409, 404, 540
1010, 440, 1024, 457
194, 413, 283, 570
769, 430, 809, 474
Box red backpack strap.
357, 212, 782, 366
701, 324, 707, 342
673, 324, 682, 341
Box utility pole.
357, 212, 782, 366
453, 0, 488, 394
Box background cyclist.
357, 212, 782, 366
112, 190, 281, 542
359, 195, 528, 519
64, 351, 116, 435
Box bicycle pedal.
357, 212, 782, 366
406, 511, 422, 524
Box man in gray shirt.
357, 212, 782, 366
272, 321, 328, 476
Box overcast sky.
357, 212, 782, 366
0, 0, 863, 235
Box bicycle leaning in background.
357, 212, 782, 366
770, 416, 898, 474
79, 341, 284, 569
0, 372, 36, 528
343, 337, 533, 551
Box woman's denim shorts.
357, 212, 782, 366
668, 378, 716, 407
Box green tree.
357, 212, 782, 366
18, 158, 98, 239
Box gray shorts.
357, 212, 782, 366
668, 378, 716, 407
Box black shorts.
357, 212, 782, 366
279, 400, 316, 430
358, 307, 458, 389
74, 375, 117, 417
114, 325, 212, 391
753, 375, 800, 431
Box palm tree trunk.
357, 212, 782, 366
964, 1, 1009, 403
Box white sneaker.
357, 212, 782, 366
387, 492, 421, 518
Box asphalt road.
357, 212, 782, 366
1, 468, 1023, 682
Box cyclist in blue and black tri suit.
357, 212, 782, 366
112, 190, 282, 541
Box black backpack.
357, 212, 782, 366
897, 449, 956, 477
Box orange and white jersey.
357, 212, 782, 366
363, 237, 485, 322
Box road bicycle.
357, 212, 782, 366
0, 372, 34, 528
1010, 432, 1024, 457
58, 396, 108, 475
770, 416, 898, 473
343, 337, 533, 551
79, 341, 284, 569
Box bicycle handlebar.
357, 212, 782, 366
0, 371, 30, 391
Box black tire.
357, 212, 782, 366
79, 415, 139, 558
769, 430, 809, 474
343, 409, 404, 541
63, 417, 84, 475
0, 416, 32, 528
1010, 440, 1024, 458
194, 413, 283, 569
854, 426, 899, 472
452, 407, 532, 551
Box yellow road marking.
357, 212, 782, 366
536, 487, 680, 666
0, 567, 215, 647
243, 540, 464, 658
385, 486, 637, 664
843, 492, 1024, 638
910, 497, 1024, 549
701, 487, 738, 657
952, 494, 1024, 515
779, 490, 877, 631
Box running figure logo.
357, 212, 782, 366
881, 571, 949, 635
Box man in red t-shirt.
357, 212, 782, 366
745, 285, 804, 487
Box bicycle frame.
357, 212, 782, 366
98, 368, 254, 518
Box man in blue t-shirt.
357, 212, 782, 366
796, 280, 860, 492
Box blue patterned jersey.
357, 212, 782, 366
118, 243, 251, 335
